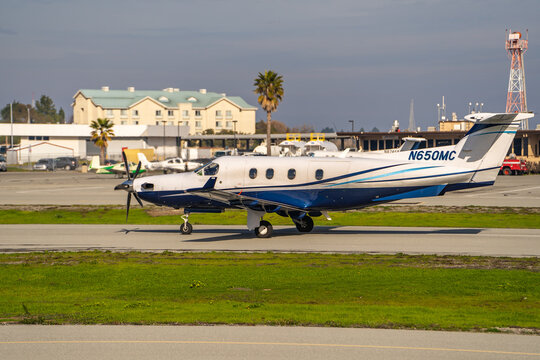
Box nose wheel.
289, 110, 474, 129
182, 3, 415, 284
180, 214, 193, 235
255, 220, 273, 238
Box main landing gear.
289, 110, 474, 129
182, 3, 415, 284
293, 216, 314, 233
255, 220, 273, 238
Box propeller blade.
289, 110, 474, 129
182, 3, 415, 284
126, 192, 131, 222
122, 151, 131, 180
133, 192, 144, 207
133, 161, 142, 180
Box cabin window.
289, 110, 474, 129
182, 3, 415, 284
266, 168, 274, 179
315, 169, 323, 180
203, 163, 219, 176
287, 168, 296, 180
249, 168, 257, 179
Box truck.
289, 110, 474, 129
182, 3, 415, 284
500, 158, 528, 175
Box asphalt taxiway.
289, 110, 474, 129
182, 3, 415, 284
1, 224, 539, 256
1, 325, 538, 360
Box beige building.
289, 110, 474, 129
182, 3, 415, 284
438, 112, 474, 132
72, 87, 257, 135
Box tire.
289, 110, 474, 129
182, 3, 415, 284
64, 165, 71, 170
295, 216, 314, 233
502, 167, 511, 176
180, 222, 193, 235
255, 220, 273, 238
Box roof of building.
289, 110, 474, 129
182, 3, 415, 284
74, 88, 257, 110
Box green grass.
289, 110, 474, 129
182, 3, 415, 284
0, 207, 539, 228
0, 252, 538, 331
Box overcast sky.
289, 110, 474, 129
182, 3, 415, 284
1, 0, 539, 131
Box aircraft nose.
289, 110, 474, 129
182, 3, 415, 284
114, 179, 132, 191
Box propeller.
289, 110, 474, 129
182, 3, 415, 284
114, 151, 144, 221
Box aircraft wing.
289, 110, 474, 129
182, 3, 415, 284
186, 177, 305, 212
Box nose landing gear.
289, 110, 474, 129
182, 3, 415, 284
180, 214, 193, 235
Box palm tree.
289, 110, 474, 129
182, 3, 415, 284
254, 70, 284, 156
90, 118, 115, 163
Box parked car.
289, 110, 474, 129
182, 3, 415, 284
55, 157, 78, 170
0, 155, 6, 172
33, 158, 55, 171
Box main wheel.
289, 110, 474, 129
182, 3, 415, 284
64, 165, 71, 170
180, 222, 193, 235
255, 220, 273, 238
502, 167, 511, 176
295, 216, 314, 233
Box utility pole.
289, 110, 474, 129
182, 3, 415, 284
10, 103, 13, 149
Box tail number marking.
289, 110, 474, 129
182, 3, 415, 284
409, 150, 456, 161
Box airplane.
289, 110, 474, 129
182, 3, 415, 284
89, 155, 146, 178
115, 112, 533, 238
309, 137, 427, 158
137, 153, 203, 174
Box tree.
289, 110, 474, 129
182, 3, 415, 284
254, 70, 284, 156
35, 95, 56, 118
255, 119, 288, 134
58, 108, 65, 123
1, 102, 27, 123
90, 118, 115, 163
202, 129, 215, 135
371, 127, 380, 132
320, 126, 334, 133
290, 124, 314, 133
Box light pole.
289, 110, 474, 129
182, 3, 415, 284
348, 120, 354, 132
233, 120, 238, 149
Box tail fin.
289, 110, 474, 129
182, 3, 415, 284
454, 112, 534, 182
137, 153, 152, 169
89, 156, 100, 170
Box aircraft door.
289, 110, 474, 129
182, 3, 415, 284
216, 159, 245, 189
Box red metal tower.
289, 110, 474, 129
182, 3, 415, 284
505, 29, 528, 128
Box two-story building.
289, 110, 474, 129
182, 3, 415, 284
72, 87, 257, 135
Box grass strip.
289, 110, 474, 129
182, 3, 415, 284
0, 251, 538, 332
0, 208, 539, 228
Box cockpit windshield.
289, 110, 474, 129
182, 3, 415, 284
195, 162, 219, 176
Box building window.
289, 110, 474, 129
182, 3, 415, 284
106, 109, 113, 117
43, 136, 49, 141
155, 121, 160, 125
315, 169, 324, 180
195, 121, 202, 128
226, 121, 232, 128
225, 110, 232, 119
29, 136, 35, 140
167, 121, 173, 126
36, 136, 42, 140
182, 110, 189, 119
288, 168, 296, 180
134, 121, 139, 125
195, 110, 201, 118
132, 110, 139, 117
120, 109, 127, 118
155, 110, 162, 117
168, 110, 174, 117
121, 120, 127, 125
215, 110, 222, 119
266, 168, 274, 179
216, 121, 222, 128
249, 168, 257, 179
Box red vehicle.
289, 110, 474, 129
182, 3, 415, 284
500, 158, 528, 175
